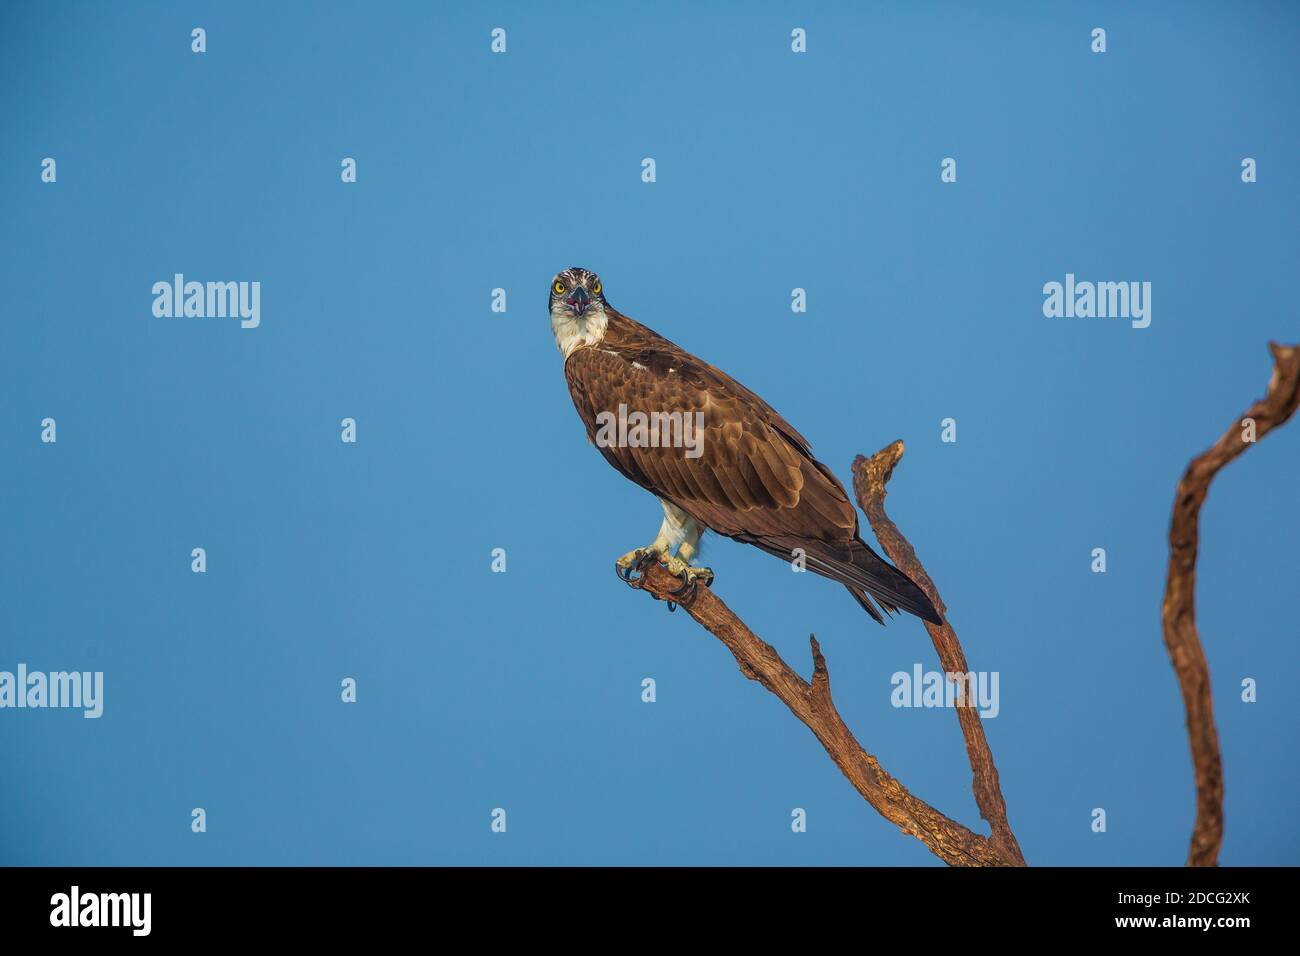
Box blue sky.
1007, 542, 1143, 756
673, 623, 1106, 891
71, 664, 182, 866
1, 1, 1296, 866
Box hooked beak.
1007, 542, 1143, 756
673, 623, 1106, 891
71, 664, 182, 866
566, 286, 593, 316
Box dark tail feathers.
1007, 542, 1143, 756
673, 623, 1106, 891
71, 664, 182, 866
810, 540, 942, 626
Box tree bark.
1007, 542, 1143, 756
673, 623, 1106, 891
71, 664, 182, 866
853, 443, 1025, 865
1162, 341, 1300, 866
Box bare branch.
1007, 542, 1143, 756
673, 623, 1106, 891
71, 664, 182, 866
853, 443, 1025, 865
1163, 341, 1300, 866
626, 549, 1022, 866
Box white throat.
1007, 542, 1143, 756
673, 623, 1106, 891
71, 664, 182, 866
551, 307, 609, 359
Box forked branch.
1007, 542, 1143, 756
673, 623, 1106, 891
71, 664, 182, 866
624, 442, 1025, 866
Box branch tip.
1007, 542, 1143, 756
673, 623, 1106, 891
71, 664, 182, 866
809, 634, 830, 696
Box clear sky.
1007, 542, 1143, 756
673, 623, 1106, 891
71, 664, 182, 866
1, 1, 1296, 866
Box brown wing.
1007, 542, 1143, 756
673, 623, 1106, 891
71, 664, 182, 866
563, 345, 857, 543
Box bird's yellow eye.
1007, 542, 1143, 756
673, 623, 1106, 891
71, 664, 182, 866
553, 281, 566, 295
592, 281, 601, 295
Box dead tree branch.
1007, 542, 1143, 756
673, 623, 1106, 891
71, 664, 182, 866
623, 446, 1026, 866
853, 443, 1025, 865
1163, 341, 1300, 867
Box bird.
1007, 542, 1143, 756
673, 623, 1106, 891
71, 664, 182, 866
550, 266, 941, 626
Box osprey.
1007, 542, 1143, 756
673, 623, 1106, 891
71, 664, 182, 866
551, 267, 941, 626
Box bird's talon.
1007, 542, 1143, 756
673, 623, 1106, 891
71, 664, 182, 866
617, 548, 710, 607
616, 549, 652, 586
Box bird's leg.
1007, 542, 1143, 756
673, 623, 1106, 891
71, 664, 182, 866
665, 526, 713, 602
672, 537, 714, 588
615, 508, 712, 608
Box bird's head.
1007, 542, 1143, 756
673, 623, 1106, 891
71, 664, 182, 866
548, 267, 606, 320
